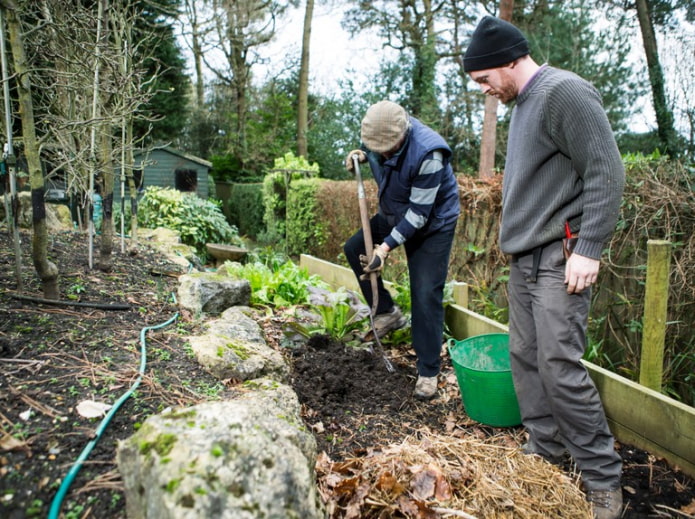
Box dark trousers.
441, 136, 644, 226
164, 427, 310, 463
344, 213, 456, 376
508, 239, 622, 490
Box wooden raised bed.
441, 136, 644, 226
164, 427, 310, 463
299, 254, 695, 478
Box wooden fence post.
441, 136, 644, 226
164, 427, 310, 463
452, 282, 469, 308
639, 239, 671, 391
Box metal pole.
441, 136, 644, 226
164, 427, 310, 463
88, 0, 105, 268
119, 36, 128, 253
0, 8, 22, 289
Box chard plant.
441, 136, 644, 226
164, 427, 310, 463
287, 286, 370, 341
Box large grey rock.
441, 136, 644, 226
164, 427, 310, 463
0, 192, 71, 230
137, 228, 198, 269
178, 272, 251, 316
116, 381, 324, 519
188, 307, 289, 382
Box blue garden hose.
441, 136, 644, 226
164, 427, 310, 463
48, 308, 179, 519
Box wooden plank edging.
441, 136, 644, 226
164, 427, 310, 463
299, 254, 695, 478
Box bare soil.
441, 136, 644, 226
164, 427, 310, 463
0, 229, 693, 518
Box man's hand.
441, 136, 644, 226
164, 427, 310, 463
345, 149, 367, 172
565, 253, 599, 294
360, 244, 389, 275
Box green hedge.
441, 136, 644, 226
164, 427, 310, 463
286, 178, 326, 257
227, 183, 264, 238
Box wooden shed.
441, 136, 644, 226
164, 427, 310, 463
115, 145, 212, 201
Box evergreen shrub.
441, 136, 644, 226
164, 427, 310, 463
228, 183, 264, 238
137, 186, 242, 257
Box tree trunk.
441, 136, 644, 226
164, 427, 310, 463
96, 0, 113, 271
5, 3, 59, 298
479, 97, 498, 178
635, 0, 678, 157
477, 0, 514, 179
187, 0, 205, 109
0, 7, 22, 290
297, 0, 314, 158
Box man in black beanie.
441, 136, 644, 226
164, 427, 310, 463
464, 16, 625, 519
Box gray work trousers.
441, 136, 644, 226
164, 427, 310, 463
508, 240, 622, 490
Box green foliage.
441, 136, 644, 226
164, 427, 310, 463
617, 131, 665, 157
227, 182, 265, 239
286, 179, 326, 257
273, 151, 320, 174
287, 286, 369, 340
137, 187, 242, 256
210, 154, 246, 182
132, 0, 189, 145
389, 278, 412, 314
261, 152, 319, 246
521, 3, 640, 134
306, 92, 372, 180
222, 255, 328, 308
469, 282, 509, 325
621, 149, 666, 167
261, 171, 290, 245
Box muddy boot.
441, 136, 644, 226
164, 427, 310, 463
586, 488, 623, 519
414, 375, 438, 399
363, 306, 408, 340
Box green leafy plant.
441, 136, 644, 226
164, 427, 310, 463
223, 255, 327, 307
261, 152, 320, 246
287, 286, 369, 340
137, 186, 243, 256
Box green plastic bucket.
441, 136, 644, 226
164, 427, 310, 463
448, 333, 521, 427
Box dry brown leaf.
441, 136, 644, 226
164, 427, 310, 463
376, 470, 398, 492
434, 471, 452, 501
344, 481, 371, 519
315, 451, 333, 474
334, 475, 360, 495
395, 495, 420, 516
411, 464, 438, 500
681, 498, 695, 514
0, 433, 27, 452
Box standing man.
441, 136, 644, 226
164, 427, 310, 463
344, 100, 460, 400
463, 16, 625, 519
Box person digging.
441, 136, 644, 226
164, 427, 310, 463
343, 100, 460, 400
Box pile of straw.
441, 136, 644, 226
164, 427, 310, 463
317, 429, 592, 518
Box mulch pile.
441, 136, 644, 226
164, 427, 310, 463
0, 229, 694, 518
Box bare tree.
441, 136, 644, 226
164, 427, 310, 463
183, 0, 207, 110
1, 0, 59, 298
191, 0, 294, 168
0, 0, 163, 279
477, 0, 514, 179
0, 8, 22, 289
343, 0, 446, 121
635, 0, 679, 156
34, 0, 160, 254
297, 0, 313, 158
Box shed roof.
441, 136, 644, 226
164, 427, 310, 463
134, 145, 212, 169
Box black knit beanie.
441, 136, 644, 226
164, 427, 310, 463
463, 16, 529, 72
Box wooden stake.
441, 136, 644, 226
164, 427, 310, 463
639, 239, 671, 391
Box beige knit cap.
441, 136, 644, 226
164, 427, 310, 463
361, 101, 409, 154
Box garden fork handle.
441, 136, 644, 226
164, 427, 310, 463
352, 154, 394, 373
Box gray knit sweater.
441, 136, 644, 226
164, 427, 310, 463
501, 66, 625, 259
